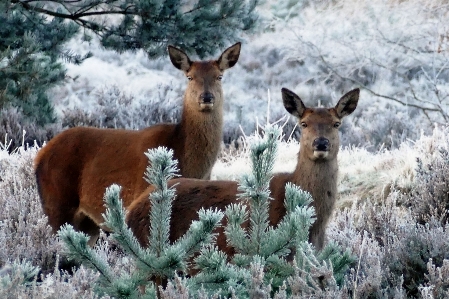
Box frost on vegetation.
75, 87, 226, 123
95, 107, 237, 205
329, 170, 449, 297
61, 84, 182, 130
419, 259, 449, 299
0, 138, 59, 274
336, 126, 449, 207
272, 0, 449, 150
2, 0, 449, 150
2, 122, 449, 296
0, 256, 107, 299
406, 127, 449, 225
0, 106, 61, 150
319, 125, 449, 298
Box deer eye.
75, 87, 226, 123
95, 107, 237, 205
333, 122, 341, 128
187, 76, 193, 81
301, 122, 307, 128
217, 75, 223, 81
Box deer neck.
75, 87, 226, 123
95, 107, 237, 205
176, 99, 223, 179
292, 149, 339, 212
268, 147, 338, 230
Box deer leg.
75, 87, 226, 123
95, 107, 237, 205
73, 210, 100, 246
309, 222, 325, 251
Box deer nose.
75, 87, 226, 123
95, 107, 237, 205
200, 92, 215, 103
313, 138, 330, 151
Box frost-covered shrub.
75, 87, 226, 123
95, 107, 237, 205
419, 259, 449, 299
0, 144, 59, 274
62, 85, 182, 130
329, 196, 407, 298
329, 190, 449, 298
0, 258, 107, 299
0, 106, 61, 151
354, 107, 421, 150
408, 148, 449, 225
388, 220, 449, 297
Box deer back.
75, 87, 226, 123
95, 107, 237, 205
127, 179, 240, 255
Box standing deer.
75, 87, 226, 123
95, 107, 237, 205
34, 43, 241, 242
127, 87, 359, 252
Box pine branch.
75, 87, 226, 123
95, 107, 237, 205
189, 246, 250, 297
236, 126, 280, 256
58, 225, 115, 284
224, 203, 249, 254
173, 208, 224, 259
318, 242, 356, 286
101, 184, 155, 272
143, 147, 179, 257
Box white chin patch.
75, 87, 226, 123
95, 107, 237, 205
313, 151, 329, 159
200, 103, 214, 111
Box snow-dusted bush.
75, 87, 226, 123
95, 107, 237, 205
329, 192, 449, 298
0, 106, 61, 150
61, 85, 182, 130
327, 126, 449, 297
419, 259, 449, 299
0, 142, 60, 275
0, 258, 106, 299
409, 148, 449, 225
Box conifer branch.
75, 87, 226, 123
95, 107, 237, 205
144, 147, 178, 257
58, 225, 115, 283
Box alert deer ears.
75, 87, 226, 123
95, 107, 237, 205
217, 42, 241, 71
281, 88, 306, 119
335, 88, 360, 118
168, 46, 192, 72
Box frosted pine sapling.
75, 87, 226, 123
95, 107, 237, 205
58, 147, 223, 298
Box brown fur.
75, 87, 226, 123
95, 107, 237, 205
126, 88, 360, 252
34, 43, 241, 242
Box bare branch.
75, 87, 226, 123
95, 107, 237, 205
12, 0, 135, 20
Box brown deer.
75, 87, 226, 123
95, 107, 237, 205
34, 43, 241, 243
126, 87, 360, 252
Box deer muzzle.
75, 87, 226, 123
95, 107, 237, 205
199, 92, 215, 110
312, 137, 330, 158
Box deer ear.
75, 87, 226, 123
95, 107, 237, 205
168, 45, 192, 72
335, 88, 360, 118
281, 88, 306, 119
217, 42, 241, 71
